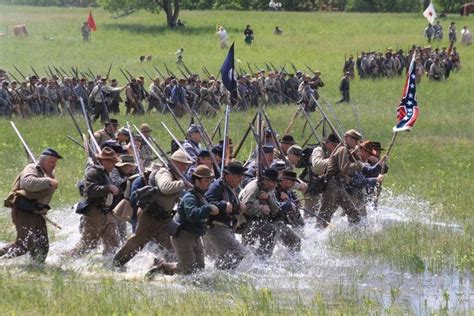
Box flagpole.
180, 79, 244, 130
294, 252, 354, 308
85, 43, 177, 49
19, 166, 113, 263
373, 132, 398, 209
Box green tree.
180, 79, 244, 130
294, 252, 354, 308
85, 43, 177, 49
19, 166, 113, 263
99, 0, 181, 27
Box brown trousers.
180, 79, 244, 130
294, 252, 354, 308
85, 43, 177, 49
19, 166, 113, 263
242, 219, 300, 258
0, 207, 48, 262
303, 191, 321, 218
204, 224, 246, 270
317, 178, 361, 228
171, 230, 204, 274
113, 208, 173, 267
70, 206, 119, 257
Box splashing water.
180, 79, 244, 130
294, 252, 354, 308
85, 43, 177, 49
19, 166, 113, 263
0, 191, 472, 313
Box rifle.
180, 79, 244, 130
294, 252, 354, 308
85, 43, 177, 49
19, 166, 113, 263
7, 71, 19, 82
30, 66, 40, 78
284, 106, 300, 135
264, 62, 272, 72
13, 65, 26, 80
177, 66, 188, 79
201, 67, 210, 78
261, 108, 290, 165
305, 64, 315, 74
291, 63, 298, 74
119, 67, 132, 83
71, 66, 79, 79
191, 109, 213, 148
247, 62, 253, 74
269, 62, 278, 72
161, 122, 195, 163
203, 66, 212, 78
153, 65, 165, 80
181, 61, 193, 76
189, 113, 220, 174
60, 66, 70, 77
310, 94, 342, 141
143, 70, 154, 81
67, 135, 85, 149
87, 67, 96, 79
164, 63, 177, 78
9, 121, 62, 230
125, 69, 135, 81
373, 132, 398, 209
299, 103, 324, 148
46, 66, 55, 78
105, 63, 113, 80
51, 66, 62, 78
320, 94, 345, 135
133, 125, 192, 187
220, 104, 230, 177
164, 103, 187, 137
126, 121, 144, 177
301, 117, 325, 148
232, 111, 258, 158
211, 116, 224, 141
256, 108, 263, 181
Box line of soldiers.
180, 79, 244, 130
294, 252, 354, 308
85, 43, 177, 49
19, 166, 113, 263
0, 67, 328, 119
347, 44, 462, 81
1, 114, 388, 277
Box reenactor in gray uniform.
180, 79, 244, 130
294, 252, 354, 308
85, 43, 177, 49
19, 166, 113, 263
0, 148, 62, 263
317, 129, 364, 228
113, 149, 192, 269
303, 133, 339, 217
70, 148, 121, 257
148, 77, 164, 112
239, 168, 300, 258
94, 119, 119, 147
0, 80, 12, 117
138, 123, 154, 168
45, 79, 60, 115
182, 124, 202, 161
8, 81, 25, 117
59, 77, 74, 113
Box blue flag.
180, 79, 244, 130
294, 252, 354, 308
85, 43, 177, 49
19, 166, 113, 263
220, 42, 237, 104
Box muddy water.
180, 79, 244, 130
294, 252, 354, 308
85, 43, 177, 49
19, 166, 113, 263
1, 193, 472, 314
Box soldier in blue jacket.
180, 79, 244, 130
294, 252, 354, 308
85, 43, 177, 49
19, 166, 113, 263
204, 161, 248, 270
156, 165, 222, 275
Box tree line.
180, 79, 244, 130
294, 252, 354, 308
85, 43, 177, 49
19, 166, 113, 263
0, 0, 468, 13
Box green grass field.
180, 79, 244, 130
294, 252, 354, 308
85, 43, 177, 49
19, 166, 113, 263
0, 5, 473, 314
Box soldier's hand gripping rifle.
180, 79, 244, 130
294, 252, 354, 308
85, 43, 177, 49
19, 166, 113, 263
133, 125, 192, 188
9, 121, 62, 230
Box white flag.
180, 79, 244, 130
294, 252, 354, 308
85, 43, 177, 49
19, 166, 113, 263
423, 2, 437, 24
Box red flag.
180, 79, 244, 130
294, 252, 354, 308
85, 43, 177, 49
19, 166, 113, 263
87, 11, 97, 32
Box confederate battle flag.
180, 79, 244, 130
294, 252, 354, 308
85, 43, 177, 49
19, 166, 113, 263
393, 54, 419, 132
87, 11, 97, 31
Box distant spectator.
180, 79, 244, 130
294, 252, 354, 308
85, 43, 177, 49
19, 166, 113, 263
461, 26, 472, 46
